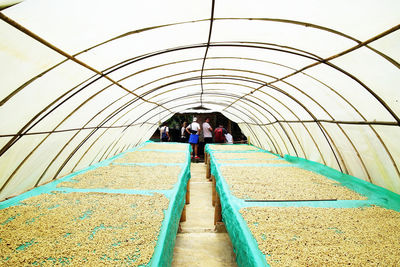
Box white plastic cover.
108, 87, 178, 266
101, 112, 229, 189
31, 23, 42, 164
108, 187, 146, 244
0, 0, 399, 200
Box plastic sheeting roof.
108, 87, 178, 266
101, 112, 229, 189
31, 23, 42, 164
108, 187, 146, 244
0, 0, 399, 200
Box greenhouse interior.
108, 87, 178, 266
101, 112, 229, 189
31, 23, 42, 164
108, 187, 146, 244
1, 0, 399, 266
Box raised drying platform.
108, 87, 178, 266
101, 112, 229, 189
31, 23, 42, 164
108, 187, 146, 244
205, 143, 400, 267
0, 141, 191, 266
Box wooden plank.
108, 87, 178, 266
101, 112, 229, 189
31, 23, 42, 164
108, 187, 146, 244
206, 156, 211, 179
214, 191, 222, 225
180, 204, 186, 222
186, 179, 190, 204
212, 175, 216, 207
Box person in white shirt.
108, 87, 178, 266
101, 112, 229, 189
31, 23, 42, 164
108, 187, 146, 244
180, 121, 188, 143
225, 132, 233, 144
202, 117, 213, 144
186, 117, 201, 159
159, 123, 170, 142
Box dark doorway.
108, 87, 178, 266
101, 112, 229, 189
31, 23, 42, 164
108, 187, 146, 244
150, 112, 247, 159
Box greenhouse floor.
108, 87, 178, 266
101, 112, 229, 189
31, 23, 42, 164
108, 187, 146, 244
172, 163, 237, 267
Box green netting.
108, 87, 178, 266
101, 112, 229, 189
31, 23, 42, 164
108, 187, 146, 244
215, 158, 282, 161
149, 160, 190, 267
218, 163, 294, 167
112, 163, 185, 167
209, 153, 269, 267
282, 155, 400, 211
138, 149, 187, 153
205, 144, 263, 154
0, 141, 191, 266
208, 144, 400, 267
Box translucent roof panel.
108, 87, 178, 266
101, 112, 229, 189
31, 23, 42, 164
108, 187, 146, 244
76, 21, 210, 71
204, 57, 296, 80
4, 0, 211, 54
0, 19, 65, 101
214, 0, 400, 40
206, 45, 316, 71
302, 64, 394, 122
0, 0, 399, 200
211, 19, 357, 58
330, 47, 400, 120
370, 30, 400, 63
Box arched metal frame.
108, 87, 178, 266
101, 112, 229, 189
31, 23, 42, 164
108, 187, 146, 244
147, 80, 307, 157
1, 15, 398, 122
0, 59, 396, 191
100, 55, 380, 176
2, 53, 396, 182
0, 7, 399, 198
2, 61, 396, 191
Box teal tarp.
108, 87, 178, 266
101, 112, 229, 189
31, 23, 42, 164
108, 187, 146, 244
0, 140, 191, 267
206, 144, 400, 267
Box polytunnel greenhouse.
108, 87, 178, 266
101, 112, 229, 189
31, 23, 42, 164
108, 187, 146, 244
1, 0, 400, 266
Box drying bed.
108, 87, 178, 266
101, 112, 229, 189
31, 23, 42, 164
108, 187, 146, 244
214, 152, 289, 165
218, 159, 290, 164
57, 164, 182, 190
139, 142, 188, 151
206, 143, 400, 267
0, 192, 169, 266
213, 152, 278, 160
113, 150, 186, 164
0, 141, 191, 266
207, 144, 261, 151
240, 206, 400, 266
220, 166, 366, 200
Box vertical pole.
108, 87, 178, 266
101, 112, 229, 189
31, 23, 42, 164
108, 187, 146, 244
180, 203, 186, 222
207, 156, 211, 180
186, 180, 190, 204
212, 175, 216, 207
214, 191, 222, 225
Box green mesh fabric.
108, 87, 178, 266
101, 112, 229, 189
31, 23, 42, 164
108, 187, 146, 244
0, 141, 191, 267
206, 144, 400, 267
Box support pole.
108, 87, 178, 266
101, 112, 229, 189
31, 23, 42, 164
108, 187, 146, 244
180, 203, 186, 222
214, 191, 222, 225
186, 180, 190, 204
212, 175, 216, 207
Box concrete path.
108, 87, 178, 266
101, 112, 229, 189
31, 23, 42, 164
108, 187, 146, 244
172, 163, 238, 267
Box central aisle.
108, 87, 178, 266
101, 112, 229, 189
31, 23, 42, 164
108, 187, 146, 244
172, 163, 238, 267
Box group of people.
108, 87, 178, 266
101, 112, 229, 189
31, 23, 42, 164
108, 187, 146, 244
159, 117, 233, 159
184, 117, 233, 159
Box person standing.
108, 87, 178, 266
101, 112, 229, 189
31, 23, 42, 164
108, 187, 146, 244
159, 123, 170, 142
186, 117, 201, 159
225, 132, 233, 144
214, 124, 228, 143
202, 117, 213, 144
180, 121, 189, 143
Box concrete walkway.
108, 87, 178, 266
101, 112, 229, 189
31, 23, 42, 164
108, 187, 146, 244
172, 163, 238, 267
